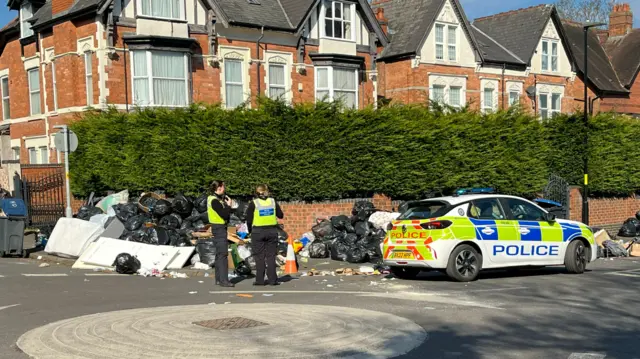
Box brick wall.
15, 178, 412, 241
601, 78, 640, 114
568, 186, 640, 228
279, 194, 400, 240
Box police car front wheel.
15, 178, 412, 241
446, 244, 482, 282
565, 240, 588, 274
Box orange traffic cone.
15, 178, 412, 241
284, 237, 298, 275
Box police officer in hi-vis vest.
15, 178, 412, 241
207, 180, 235, 288
246, 184, 284, 286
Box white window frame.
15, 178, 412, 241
27, 68, 41, 115
314, 66, 359, 109
138, 0, 185, 21
509, 91, 520, 106
435, 23, 457, 62
84, 51, 93, 106
224, 58, 245, 108
20, 2, 34, 38
51, 61, 58, 112
449, 86, 462, 108
28, 147, 37, 164
538, 92, 561, 119
131, 50, 191, 107
431, 84, 445, 103
39, 146, 48, 164
320, 0, 355, 41
541, 39, 559, 72
1, 76, 9, 120
482, 87, 495, 113
12, 147, 20, 161
267, 63, 287, 100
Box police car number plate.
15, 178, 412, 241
390, 251, 414, 260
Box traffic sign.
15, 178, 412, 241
54, 130, 78, 152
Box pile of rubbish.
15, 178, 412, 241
299, 201, 400, 264
603, 212, 640, 258
47, 190, 275, 277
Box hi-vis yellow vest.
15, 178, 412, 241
253, 198, 277, 227
207, 196, 226, 225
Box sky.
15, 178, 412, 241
0, 0, 638, 32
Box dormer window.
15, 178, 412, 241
20, 2, 34, 38
321, 1, 354, 41
140, 0, 183, 21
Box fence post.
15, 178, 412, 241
13, 171, 22, 199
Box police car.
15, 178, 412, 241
383, 189, 596, 282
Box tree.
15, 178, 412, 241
555, 0, 615, 24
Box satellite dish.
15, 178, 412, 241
526, 86, 536, 98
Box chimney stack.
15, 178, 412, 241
375, 7, 388, 35
52, 0, 75, 15
609, 3, 633, 37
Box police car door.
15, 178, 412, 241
467, 198, 517, 266
500, 198, 564, 265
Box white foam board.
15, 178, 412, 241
83, 237, 179, 270
166, 247, 196, 270
72, 242, 114, 270
45, 218, 105, 258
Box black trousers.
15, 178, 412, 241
211, 226, 229, 284
252, 227, 278, 284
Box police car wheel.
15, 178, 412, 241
446, 244, 482, 282
389, 266, 420, 280
565, 240, 587, 274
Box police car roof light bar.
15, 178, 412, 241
454, 187, 496, 196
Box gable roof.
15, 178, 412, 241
372, 0, 479, 61
211, 0, 295, 30
470, 24, 524, 65
561, 21, 627, 94
604, 29, 640, 88
31, 0, 104, 30
473, 4, 554, 65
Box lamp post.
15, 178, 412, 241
582, 22, 605, 225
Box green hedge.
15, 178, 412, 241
68, 100, 640, 200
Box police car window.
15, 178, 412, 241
505, 198, 545, 221
398, 201, 450, 220
468, 198, 505, 220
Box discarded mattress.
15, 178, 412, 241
45, 218, 105, 258
81, 237, 193, 270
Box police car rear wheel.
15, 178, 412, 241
389, 266, 421, 280
446, 245, 481, 282
565, 240, 587, 274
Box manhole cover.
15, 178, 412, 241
193, 317, 268, 330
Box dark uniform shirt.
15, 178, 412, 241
246, 198, 284, 232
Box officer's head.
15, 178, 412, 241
255, 184, 270, 199
210, 180, 225, 196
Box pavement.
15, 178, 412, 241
1, 255, 640, 359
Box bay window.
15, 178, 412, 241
132, 50, 190, 107
268, 64, 286, 100
140, 0, 183, 20
1, 76, 9, 120
315, 67, 358, 109
20, 3, 34, 38
224, 59, 244, 108
27, 68, 41, 115
322, 1, 353, 41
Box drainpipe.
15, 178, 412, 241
256, 26, 264, 104
589, 95, 601, 115
501, 63, 506, 110
120, 0, 129, 112
534, 74, 538, 115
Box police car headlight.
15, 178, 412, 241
420, 220, 452, 230
387, 223, 393, 231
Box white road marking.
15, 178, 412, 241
84, 273, 121, 276
0, 304, 20, 311
0, 275, 4, 278
607, 272, 640, 278
605, 268, 640, 274
22, 273, 68, 277
568, 353, 606, 359
464, 286, 528, 293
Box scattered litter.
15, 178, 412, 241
113, 253, 141, 275
192, 262, 210, 270
236, 294, 254, 298
92, 267, 107, 272
228, 273, 239, 280
208, 302, 216, 305
424, 307, 435, 310
262, 294, 274, 297
327, 284, 334, 288
189, 291, 198, 294
137, 268, 152, 277
37, 256, 42, 260
204, 273, 210, 277
198, 281, 204, 283
370, 281, 378, 286
359, 266, 375, 274
169, 271, 188, 279
317, 262, 330, 266
39, 263, 50, 268
224, 302, 231, 304
323, 279, 328, 282
381, 278, 388, 281
84, 279, 90, 282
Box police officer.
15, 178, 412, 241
207, 180, 235, 288
246, 184, 284, 286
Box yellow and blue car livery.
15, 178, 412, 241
383, 194, 596, 272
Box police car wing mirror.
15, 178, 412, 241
544, 212, 556, 222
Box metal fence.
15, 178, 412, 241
21, 165, 66, 233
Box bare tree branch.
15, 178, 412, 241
555, 0, 615, 23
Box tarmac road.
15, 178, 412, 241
1, 256, 640, 359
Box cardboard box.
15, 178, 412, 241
594, 230, 611, 248
630, 243, 640, 257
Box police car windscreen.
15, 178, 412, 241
398, 201, 450, 220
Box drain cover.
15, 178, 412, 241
193, 317, 268, 330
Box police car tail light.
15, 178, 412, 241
420, 220, 452, 230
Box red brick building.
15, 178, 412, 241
0, 0, 639, 170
